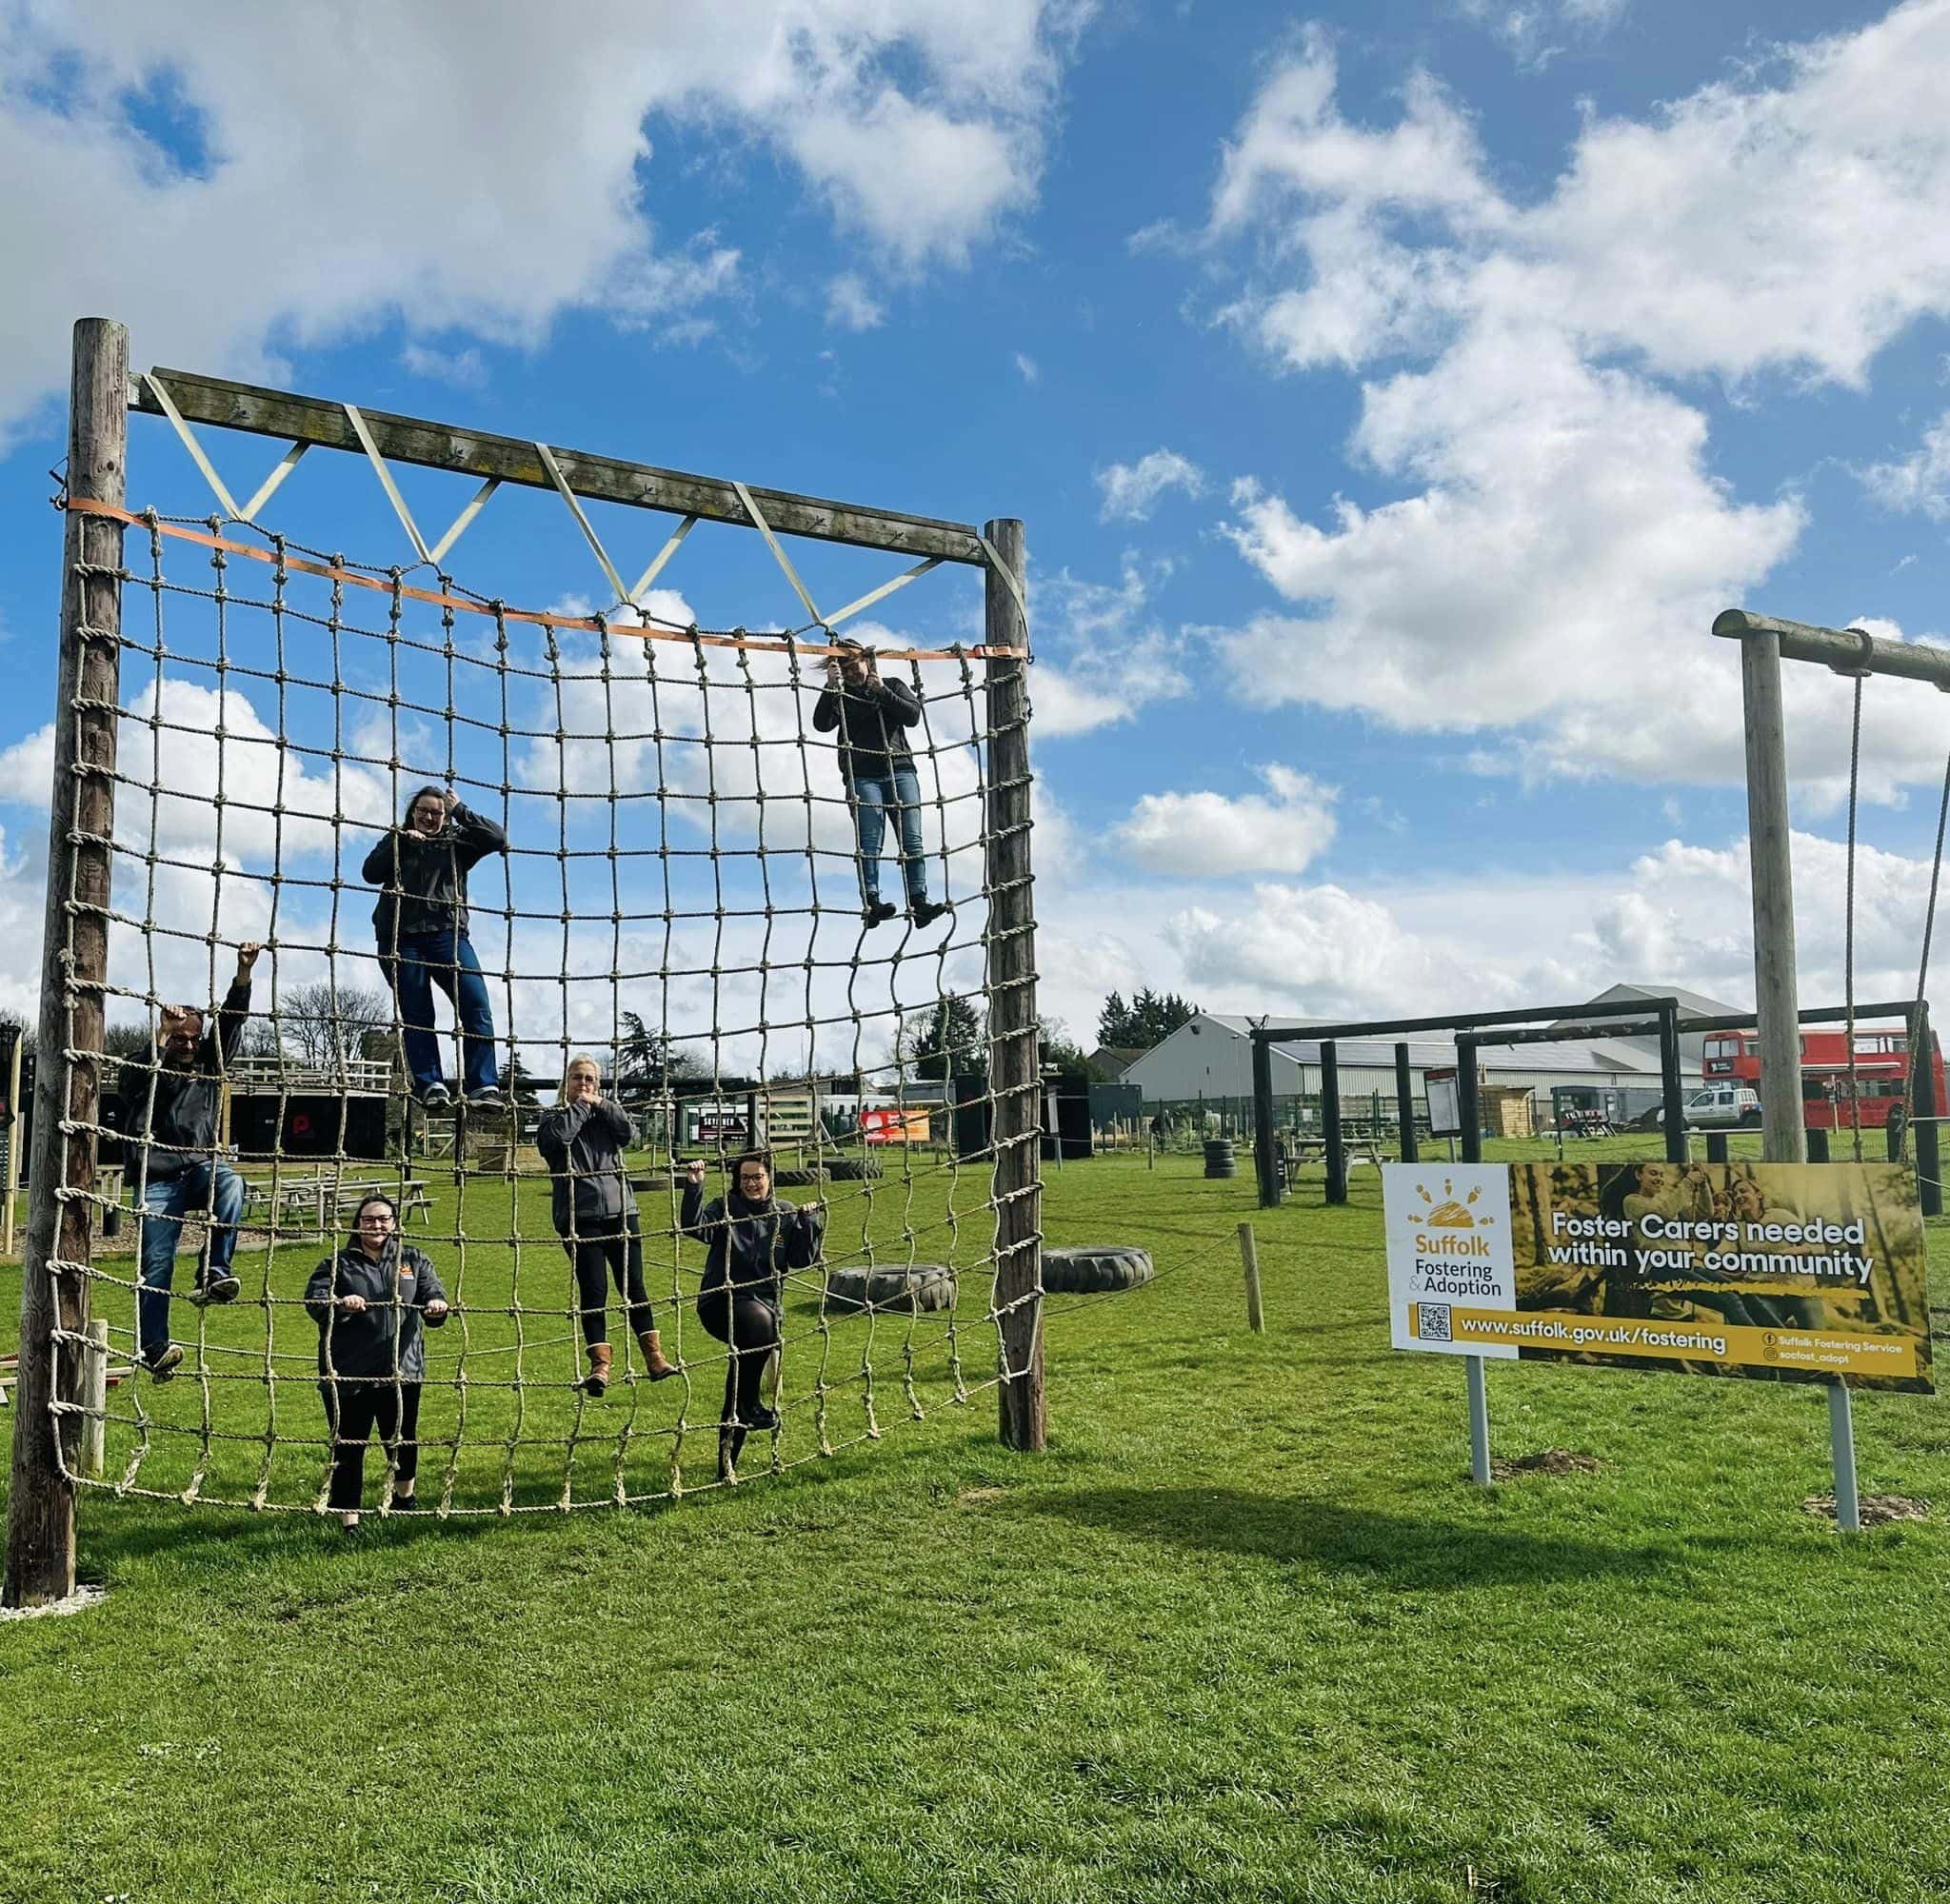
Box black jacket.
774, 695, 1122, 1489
110, 977, 253, 1182
536, 1099, 638, 1236
680, 1182, 825, 1309
362, 803, 507, 945
812, 677, 921, 780
305, 1241, 448, 1380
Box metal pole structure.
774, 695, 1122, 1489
1251, 1031, 1280, 1208
984, 519, 1044, 1454
1730, 620, 1858, 1531
1322, 1042, 1346, 1206
6, 318, 128, 1607
1911, 1002, 1940, 1218
1395, 1042, 1418, 1162
1453, 1034, 1491, 1484
1659, 1001, 1688, 1165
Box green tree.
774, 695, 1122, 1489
905, 996, 986, 1081
614, 1010, 701, 1093
1039, 1019, 1092, 1081
1097, 987, 1200, 1048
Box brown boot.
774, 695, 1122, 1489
637, 1329, 678, 1381
584, 1342, 612, 1398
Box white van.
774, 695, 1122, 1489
1684, 1084, 1761, 1128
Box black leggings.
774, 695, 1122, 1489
320, 1378, 422, 1511
566, 1216, 653, 1347
697, 1288, 780, 1427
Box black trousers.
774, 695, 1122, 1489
697, 1288, 780, 1426
320, 1378, 422, 1511
566, 1215, 653, 1347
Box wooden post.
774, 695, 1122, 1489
1394, 1041, 1417, 1163
1737, 630, 1807, 1167
984, 519, 1043, 1453
1251, 1032, 1280, 1208
1237, 1221, 1264, 1333
1912, 1003, 1940, 1218
1322, 1042, 1346, 1205
1458, 1037, 1482, 1163
6, 318, 128, 1607
1659, 1002, 1688, 1165
80, 1319, 109, 1480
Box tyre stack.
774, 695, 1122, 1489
1204, 1137, 1236, 1179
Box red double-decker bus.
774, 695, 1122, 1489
1701, 1023, 1944, 1129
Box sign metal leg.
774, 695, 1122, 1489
1466, 1354, 1492, 1486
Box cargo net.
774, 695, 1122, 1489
49, 503, 1039, 1512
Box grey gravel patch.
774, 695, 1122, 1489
0, 1582, 106, 1621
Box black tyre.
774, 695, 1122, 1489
771, 1166, 818, 1188
821, 1156, 883, 1181
1740, 1110, 1762, 1128
1041, 1243, 1154, 1295
823, 1264, 957, 1315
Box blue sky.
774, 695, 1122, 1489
4, 0, 1950, 1058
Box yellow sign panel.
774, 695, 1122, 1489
1385, 1160, 1931, 1393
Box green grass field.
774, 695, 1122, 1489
5, 1146, 1948, 1902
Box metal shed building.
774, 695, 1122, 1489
1123, 1012, 1706, 1106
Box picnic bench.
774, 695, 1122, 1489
242, 1169, 433, 1236
1283, 1134, 1388, 1174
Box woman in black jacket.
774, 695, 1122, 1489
536, 1055, 676, 1397
362, 784, 507, 1108
681, 1150, 825, 1478
305, 1193, 448, 1531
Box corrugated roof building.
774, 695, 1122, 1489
1124, 1011, 1705, 1108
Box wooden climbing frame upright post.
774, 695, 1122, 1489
984, 518, 1045, 1453
5, 318, 127, 1607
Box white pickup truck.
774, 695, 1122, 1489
1684, 1083, 1761, 1128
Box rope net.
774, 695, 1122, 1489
44, 494, 1040, 1514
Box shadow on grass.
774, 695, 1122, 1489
1030, 1485, 1695, 1587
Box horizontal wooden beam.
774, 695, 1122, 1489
129, 367, 989, 566
1714, 609, 1950, 691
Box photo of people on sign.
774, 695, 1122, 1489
1384, 1161, 1931, 1392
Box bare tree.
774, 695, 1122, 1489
269, 982, 393, 1071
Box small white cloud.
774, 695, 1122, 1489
1114, 766, 1339, 877
826, 272, 885, 332
1095, 448, 1206, 523
399, 341, 487, 388
1014, 350, 1039, 382
1860, 410, 1950, 522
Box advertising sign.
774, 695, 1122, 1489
1424, 1067, 1462, 1138
861, 1106, 931, 1145
1384, 1160, 1931, 1391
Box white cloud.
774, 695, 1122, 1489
1014, 351, 1040, 383
1200, 7, 1950, 792
1028, 560, 1191, 737
398, 342, 488, 389
0, 1, 1090, 437
1094, 448, 1206, 523
1860, 409, 1950, 520
1158, 825, 1944, 1024
1114, 766, 1338, 876
825, 273, 885, 332
1458, 0, 1632, 69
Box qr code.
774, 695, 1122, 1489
1419, 1303, 1453, 1343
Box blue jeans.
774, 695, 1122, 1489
138, 1162, 244, 1360
851, 766, 927, 906
381, 928, 499, 1097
